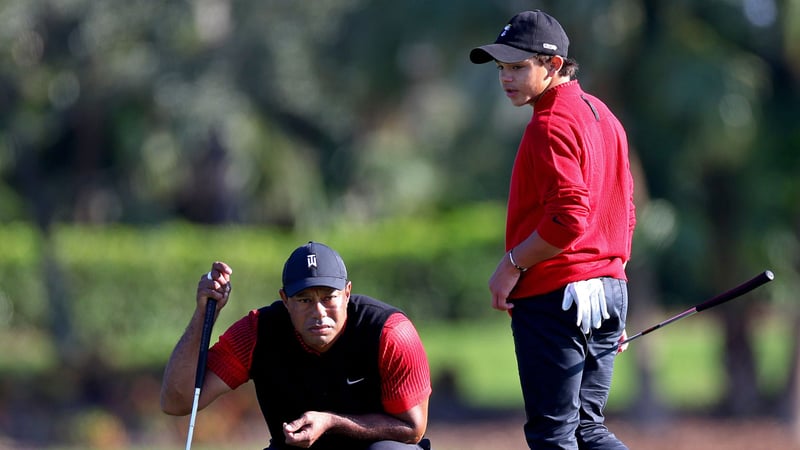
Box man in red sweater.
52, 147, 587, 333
470, 10, 635, 450
161, 241, 432, 450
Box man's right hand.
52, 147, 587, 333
161, 261, 234, 415
197, 261, 233, 313
488, 253, 522, 311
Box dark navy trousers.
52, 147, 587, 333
510, 277, 629, 450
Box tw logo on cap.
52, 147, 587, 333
307, 254, 317, 268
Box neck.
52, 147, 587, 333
532, 76, 571, 106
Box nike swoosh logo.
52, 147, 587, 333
346, 377, 365, 385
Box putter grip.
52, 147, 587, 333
695, 270, 774, 312
194, 298, 218, 389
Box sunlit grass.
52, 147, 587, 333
420, 317, 521, 408
420, 313, 791, 412
3, 313, 788, 412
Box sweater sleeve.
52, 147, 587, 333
206, 309, 259, 389
533, 122, 590, 249
378, 313, 432, 415
627, 169, 637, 258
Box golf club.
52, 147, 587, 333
185, 295, 218, 450
619, 270, 774, 347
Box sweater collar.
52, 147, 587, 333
535, 79, 579, 108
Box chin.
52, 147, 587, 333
306, 334, 331, 346
509, 98, 529, 107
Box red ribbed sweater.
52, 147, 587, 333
507, 80, 636, 298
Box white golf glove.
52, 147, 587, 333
562, 278, 610, 334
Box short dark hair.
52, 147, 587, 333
534, 54, 579, 78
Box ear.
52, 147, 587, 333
279, 288, 288, 305
549, 55, 565, 74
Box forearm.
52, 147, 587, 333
326, 412, 423, 444
509, 230, 563, 270
161, 262, 233, 415
160, 309, 206, 415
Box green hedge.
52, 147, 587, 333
0, 204, 790, 413
0, 203, 505, 370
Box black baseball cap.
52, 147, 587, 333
470, 10, 569, 64
282, 241, 348, 297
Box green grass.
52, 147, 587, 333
4, 311, 793, 450
5, 313, 789, 412
0, 304, 792, 450
420, 313, 792, 412
420, 317, 521, 408
3, 312, 791, 410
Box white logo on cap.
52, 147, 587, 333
499, 24, 511, 37
307, 255, 317, 268
543, 43, 557, 50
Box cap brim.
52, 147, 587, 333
470, 44, 537, 64
284, 277, 347, 297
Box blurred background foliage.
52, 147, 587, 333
0, 0, 799, 447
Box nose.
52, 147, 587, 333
311, 300, 327, 319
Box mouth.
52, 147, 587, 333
308, 324, 332, 335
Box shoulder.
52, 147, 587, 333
349, 294, 403, 317
252, 300, 293, 336
380, 312, 422, 346
255, 299, 288, 318
384, 311, 413, 329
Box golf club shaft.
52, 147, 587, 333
621, 308, 697, 345
185, 298, 218, 450
620, 270, 774, 346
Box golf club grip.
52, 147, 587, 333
194, 298, 217, 390
694, 270, 774, 313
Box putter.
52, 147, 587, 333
620, 270, 774, 347
185, 297, 218, 450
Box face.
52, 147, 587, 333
495, 56, 559, 107
280, 282, 351, 353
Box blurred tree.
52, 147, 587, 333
613, 0, 799, 419
0, 0, 523, 227
0, 0, 797, 426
